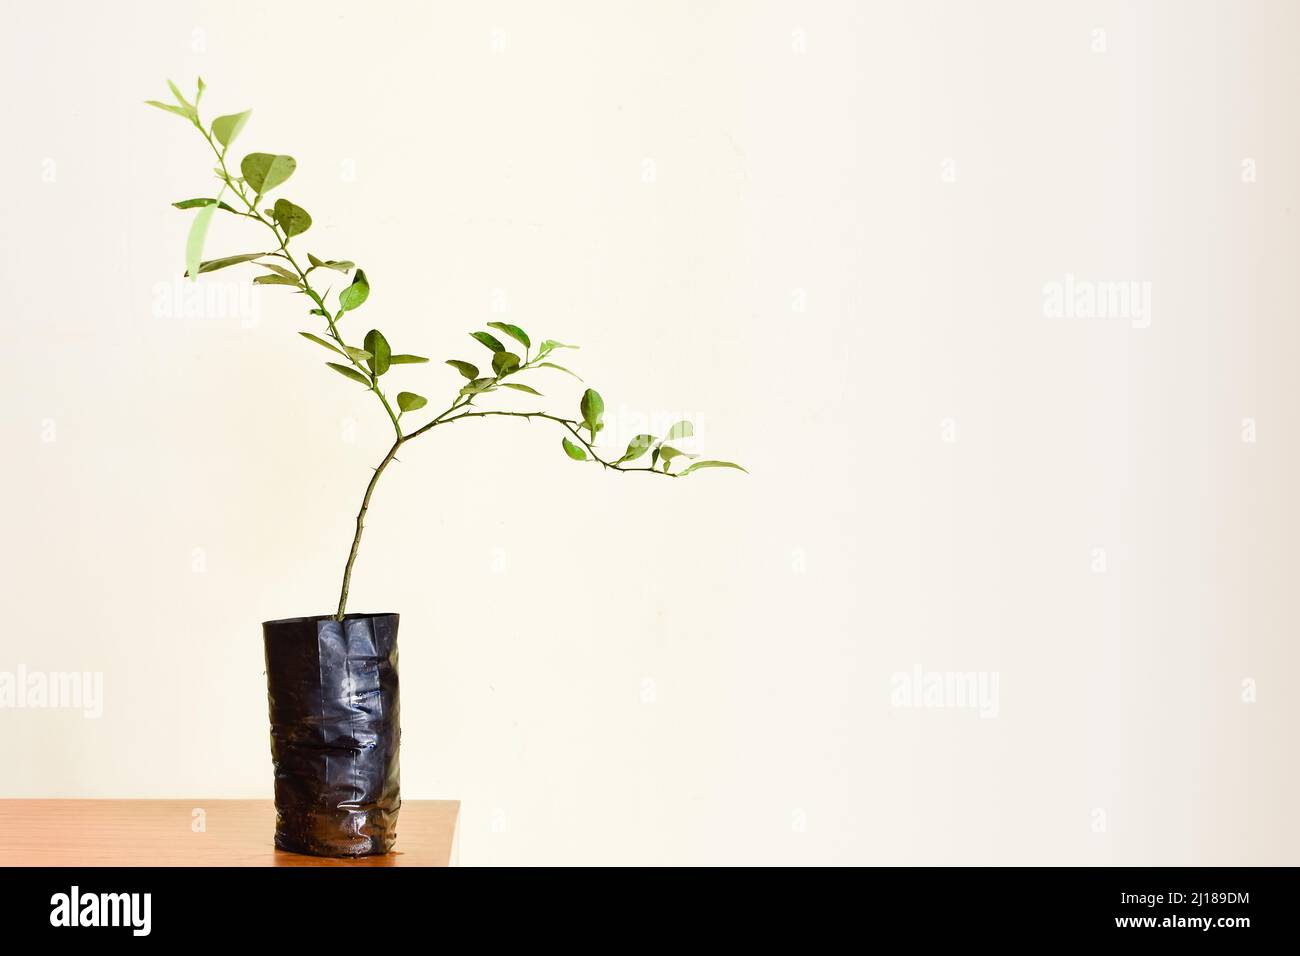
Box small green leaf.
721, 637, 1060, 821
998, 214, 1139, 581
500, 382, 543, 395
343, 346, 372, 362
272, 198, 312, 237
253, 274, 299, 286
211, 110, 252, 147
308, 253, 355, 272
492, 351, 521, 376
299, 331, 345, 357
579, 388, 604, 438
167, 79, 196, 114
145, 100, 193, 120
470, 331, 505, 352
258, 261, 297, 279
539, 339, 579, 353
184, 201, 218, 283
679, 460, 748, 476
327, 362, 371, 385
658, 446, 698, 463
562, 437, 587, 461
339, 269, 370, 311
617, 434, 656, 463
664, 421, 694, 441
240, 152, 296, 195
173, 198, 238, 213
363, 329, 391, 376
486, 321, 530, 350
186, 252, 267, 277
651, 447, 661, 470
460, 377, 497, 395
195, 76, 206, 103
397, 391, 428, 412
445, 360, 479, 379
535, 361, 583, 381
389, 354, 429, 365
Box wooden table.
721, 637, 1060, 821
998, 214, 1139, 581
0, 800, 460, 867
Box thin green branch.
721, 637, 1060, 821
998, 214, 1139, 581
408, 409, 675, 476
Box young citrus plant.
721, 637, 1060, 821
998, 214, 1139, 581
150, 79, 745, 621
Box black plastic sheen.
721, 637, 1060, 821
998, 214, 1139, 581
262, 613, 401, 857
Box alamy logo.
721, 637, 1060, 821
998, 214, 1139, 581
1042, 273, 1151, 329
50, 886, 151, 936
0, 666, 102, 718
890, 666, 1000, 718
151, 277, 261, 327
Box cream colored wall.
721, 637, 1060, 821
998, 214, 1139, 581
1, 0, 1297, 865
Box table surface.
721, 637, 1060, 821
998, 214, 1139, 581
0, 799, 460, 867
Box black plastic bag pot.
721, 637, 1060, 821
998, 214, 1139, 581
263, 613, 400, 857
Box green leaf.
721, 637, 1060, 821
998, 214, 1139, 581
363, 329, 391, 376
561, 437, 587, 461
579, 388, 604, 438
184, 201, 217, 283
492, 351, 521, 377
211, 110, 252, 147
658, 446, 698, 463
186, 252, 267, 277
460, 377, 497, 395
253, 274, 299, 286
173, 197, 238, 213
535, 361, 583, 381
302, 337, 369, 364
389, 354, 429, 365
617, 434, 656, 463
486, 321, 530, 350
664, 421, 694, 441
651, 447, 661, 470
397, 391, 428, 412
272, 198, 312, 237
240, 152, 297, 195
327, 362, 371, 386
470, 331, 505, 352
539, 339, 579, 353
339, 269, 370, 311
258, 261, 297, 279
145, 100, 193, 120
308, 253, 355, 272
167, 79, 196, 114
195, 76, 206, 104
500, 382, 543, 395
679, 460, 748, 476
299, 331, 345, 357
445, 360, 479, 379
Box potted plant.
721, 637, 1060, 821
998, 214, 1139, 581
149, 80, 745, 857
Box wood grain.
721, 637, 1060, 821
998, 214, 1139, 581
0, 800, 459, 867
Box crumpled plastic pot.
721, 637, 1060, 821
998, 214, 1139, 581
263, 613, 401, 857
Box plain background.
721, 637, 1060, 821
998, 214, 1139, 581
2, 0, 1297, 865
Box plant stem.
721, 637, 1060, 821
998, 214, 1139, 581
337, 435, 404, 620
